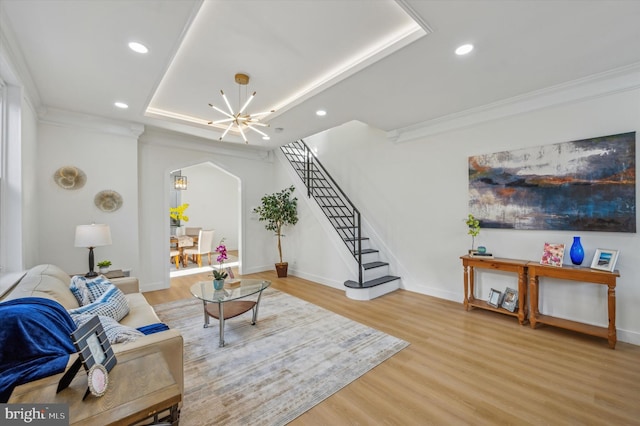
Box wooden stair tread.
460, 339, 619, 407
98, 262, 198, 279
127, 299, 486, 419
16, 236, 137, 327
355, 248, 379, 255
363, 261, 388, 270
344, 275, 400, 289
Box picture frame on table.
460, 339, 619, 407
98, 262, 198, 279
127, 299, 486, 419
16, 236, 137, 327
225, 266, 235, 279
71, 315, 117, 373
540, 242, 565, 267
501, 287, 518, 312
58, 315, 117, 398
488, 288, 502, 308
87, 364, 109, 397
590, 248, 619, 272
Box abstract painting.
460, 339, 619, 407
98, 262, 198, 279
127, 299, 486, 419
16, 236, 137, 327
469, 132, 636, 232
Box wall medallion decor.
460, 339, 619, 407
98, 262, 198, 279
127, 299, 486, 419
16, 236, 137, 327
94, 190, 123, 212
469, 132, 636, 232
53, 166, 86, 190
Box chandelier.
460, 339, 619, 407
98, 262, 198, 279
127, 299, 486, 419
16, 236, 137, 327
208, 73, 274, 143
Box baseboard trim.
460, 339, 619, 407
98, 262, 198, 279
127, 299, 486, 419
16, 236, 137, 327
140, 280, 167, 292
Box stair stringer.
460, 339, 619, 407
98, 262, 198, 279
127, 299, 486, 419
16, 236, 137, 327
276, 149, 402, 299
276, 150, 358, 290
345, 216, 401, 300
357, 215, 413, 289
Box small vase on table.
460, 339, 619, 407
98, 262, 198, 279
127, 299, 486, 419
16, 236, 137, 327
213, 279, 225, 290
569, 236, 584, 265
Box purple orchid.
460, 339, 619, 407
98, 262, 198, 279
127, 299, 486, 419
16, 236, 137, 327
211, 239, 229, 280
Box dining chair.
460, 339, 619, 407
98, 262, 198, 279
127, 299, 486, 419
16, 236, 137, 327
185, 227, 202, 237
170, 248, 181, 269
184, 229, 215, 267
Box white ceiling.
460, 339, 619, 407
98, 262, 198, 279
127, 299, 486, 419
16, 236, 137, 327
2, 0, 640, 150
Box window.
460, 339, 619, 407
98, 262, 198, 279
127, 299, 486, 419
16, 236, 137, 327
0, 80, 5, 272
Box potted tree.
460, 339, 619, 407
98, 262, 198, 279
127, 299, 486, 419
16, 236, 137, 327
253, 185, 298, 277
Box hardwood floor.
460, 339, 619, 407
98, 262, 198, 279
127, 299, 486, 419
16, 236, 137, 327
144, 270, 640, 425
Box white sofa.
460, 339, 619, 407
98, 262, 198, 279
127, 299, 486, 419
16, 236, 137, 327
1, 264, 184, 399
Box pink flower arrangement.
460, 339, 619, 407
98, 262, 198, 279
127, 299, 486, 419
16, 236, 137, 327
211, 239, 229, 280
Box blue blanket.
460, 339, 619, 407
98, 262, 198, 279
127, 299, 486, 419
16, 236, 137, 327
137, 323, 170, 335
0, 297, 77, 402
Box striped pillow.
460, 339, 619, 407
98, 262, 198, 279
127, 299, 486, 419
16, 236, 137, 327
67, 284, 129, 321
72, 314, 143, 344
69, 275, 112, 306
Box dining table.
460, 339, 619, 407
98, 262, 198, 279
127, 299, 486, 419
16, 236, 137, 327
170, 235, 198, 267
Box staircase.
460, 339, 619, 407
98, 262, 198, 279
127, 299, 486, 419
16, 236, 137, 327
280, 140, 400, 300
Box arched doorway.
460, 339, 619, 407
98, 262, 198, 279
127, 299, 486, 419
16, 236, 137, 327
169, 161, 241, 278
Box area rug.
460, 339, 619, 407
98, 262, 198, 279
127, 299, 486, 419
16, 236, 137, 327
153, 288, 409, 425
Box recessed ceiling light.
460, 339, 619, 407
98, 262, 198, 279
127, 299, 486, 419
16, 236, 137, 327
128, 42, 148, 54
262, 136, 270, 140
114, 102, 128, 109
316, 110, 327, 117
455, 44, 474, 55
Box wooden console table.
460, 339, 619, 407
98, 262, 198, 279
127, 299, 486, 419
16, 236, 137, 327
460, 255, 528, 325
528, 263, 619, 349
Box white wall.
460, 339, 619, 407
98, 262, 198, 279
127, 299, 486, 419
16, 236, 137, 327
302, 82, 640, 344
180, 162, 239, 250
35, 113, 141, 275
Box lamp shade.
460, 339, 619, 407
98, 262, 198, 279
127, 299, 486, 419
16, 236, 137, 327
74, 224, 112, 248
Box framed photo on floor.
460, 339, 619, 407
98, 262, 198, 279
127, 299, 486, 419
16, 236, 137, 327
590, 248, 619, 272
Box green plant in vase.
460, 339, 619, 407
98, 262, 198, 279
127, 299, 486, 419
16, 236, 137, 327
97, 260, 112, 273
465, 214, 480, 253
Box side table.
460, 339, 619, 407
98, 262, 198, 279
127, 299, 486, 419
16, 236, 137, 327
461, 255, 529, 325
528, 263, 619, 349
9, 350, 181, 425
190, 279, 271, 347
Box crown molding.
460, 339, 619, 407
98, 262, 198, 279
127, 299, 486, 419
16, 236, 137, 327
394, 0, 434, 34
388, 62, 640, 143
39, 107, 145, 138
139, 126, 272, 162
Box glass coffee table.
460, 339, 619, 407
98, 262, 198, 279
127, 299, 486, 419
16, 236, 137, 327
190, 279, 271, 347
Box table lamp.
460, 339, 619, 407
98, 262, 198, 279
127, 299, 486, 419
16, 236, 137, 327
75, 224, 112, 277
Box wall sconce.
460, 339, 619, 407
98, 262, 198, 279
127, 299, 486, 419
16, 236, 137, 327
174, 175, 188, 190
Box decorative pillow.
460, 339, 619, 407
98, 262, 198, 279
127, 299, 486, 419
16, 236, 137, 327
72, 314, 143, 344
69, 275, 112, 306
67, 284, 129, 322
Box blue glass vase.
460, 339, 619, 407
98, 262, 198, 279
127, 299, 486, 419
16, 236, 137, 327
569, 236, 584, 265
